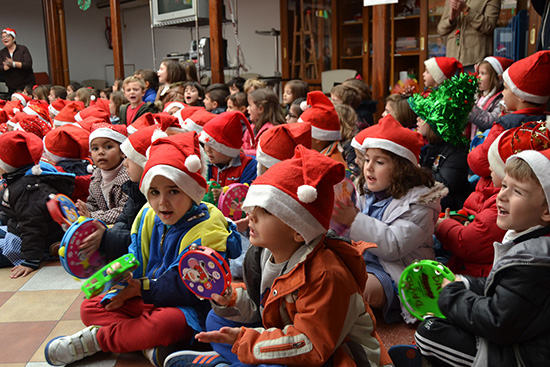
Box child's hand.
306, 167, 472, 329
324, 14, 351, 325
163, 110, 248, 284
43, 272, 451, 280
104, 278, 141, 310
79, 220, 106, 255
212, 188, 222, 203
10, 264, 35, 279
195, 326, 241, 345
435, 208, 451, 232
234, 217, 249, 232
75, 200, 91, 217
332, 201, 358, 227
211, 288, 232, 306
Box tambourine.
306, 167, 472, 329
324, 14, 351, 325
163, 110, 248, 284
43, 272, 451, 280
203, 180, 222, 205
81, 253, 140, 299
47, 193, 79, 231
178, 244, 232, 300
217, 183, 248, 221
330, 178, 357, 236
439, 209, 475, 224
398, 260, 456, 320
58, 217, 107, 279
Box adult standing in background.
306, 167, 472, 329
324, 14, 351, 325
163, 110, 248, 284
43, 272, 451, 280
0, 28, 35, 96
437, 0, 501, 72
532, 0, 549, 51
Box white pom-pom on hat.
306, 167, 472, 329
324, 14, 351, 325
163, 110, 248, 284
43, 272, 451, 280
151, 128, 168, 143
300, 100, 310, 112
90, 95, 96, 101
297, 184, 317, 203
31, 164, 42, 175
185, 154, 201, 173
87, 164, 94, 173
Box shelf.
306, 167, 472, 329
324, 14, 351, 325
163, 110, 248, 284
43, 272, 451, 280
341, 55, 363, 59
393, 15, 421, 21
394, 50, 420, 56
342, 19, 363, 25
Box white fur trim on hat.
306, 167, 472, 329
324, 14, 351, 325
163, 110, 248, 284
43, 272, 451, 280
12, 94, 27, 106
140, 164, 205, 205
0, 157, 17, 173
163, 102, 185, 113
120, 139, 147, 168
74, 112, 83, 122
242, 184, 326, 243
502, 69, 549, 105
484, 57, 503, 76
255, 143, 281, 170
151, 129, 168, 143
182, 118, 203, 133
351, 137, 364, 152
199, 131, 240, 158
310, 125, 342, 141
487, 132, 506, 179
22, 105, 49, 124
89, 128, 127, 146
53, 119, 72, 127
48, 104, 60, 116
424, 58, 445, 85
508, 150, 550, 206
2, 29, 16, 39
185, 154, 201, 173
361, 137, 418, 165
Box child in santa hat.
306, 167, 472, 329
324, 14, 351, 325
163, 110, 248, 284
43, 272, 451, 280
0, 131, 75, 278
164, 145, 392, 367
334, 114, 447, 324
45, 132, 242, 367
422, 56, 463, 97
75, 123, 130, 225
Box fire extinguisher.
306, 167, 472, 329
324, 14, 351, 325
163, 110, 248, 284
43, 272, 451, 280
105, 17, 113, 49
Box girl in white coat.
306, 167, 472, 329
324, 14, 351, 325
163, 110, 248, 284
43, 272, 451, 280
334, 114, 446, 323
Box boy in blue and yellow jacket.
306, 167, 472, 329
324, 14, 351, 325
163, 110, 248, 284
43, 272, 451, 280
45, 132, 241, 367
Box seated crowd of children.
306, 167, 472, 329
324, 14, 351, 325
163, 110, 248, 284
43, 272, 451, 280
0, 49, 548, 367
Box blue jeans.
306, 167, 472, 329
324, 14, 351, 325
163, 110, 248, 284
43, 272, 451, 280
205, 310, 285, 367
0, 249, 13, 268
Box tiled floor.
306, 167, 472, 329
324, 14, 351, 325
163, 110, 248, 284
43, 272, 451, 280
0, 260, 416, 367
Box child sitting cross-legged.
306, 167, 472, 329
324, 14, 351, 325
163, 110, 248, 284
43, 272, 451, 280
415, 148, 550, 366
164, 145, 392, 367
44, 131, 242, 367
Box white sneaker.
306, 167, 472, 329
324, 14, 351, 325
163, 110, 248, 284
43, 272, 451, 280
45, 325, 102, 366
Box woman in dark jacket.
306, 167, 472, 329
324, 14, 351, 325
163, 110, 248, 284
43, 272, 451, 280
0, 28, 34, 95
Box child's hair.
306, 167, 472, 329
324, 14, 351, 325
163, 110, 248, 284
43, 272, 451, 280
343, 78, 372, 100
244, 78, 267, 94
385, 94, 417, 128
66, 92, 76, 101
135, 68, 159, 91
23, 85, 34, 96
331, 84, 361, 108
75, 87, 94, 107
180, 60, 199, 83
227, 92, 248, 109
478, 60, 502, 94
184, 81, 205, 100
110, 91, 128, 117
334, 103, 358, 141
123, 75, 145, 91
357, 150, 434, 198
112, 78, 124, 91
161, 58, 183, 84
33, 85, 50, 101
50, 85, 67, 100
424, 122, 444, 145
228, 77, 246, 92
101, 87, 112, 99
248, 88, 285, 134
205, 83, 230, 107
67, 82, 82, 94
505, 158, 540, 186
285, 80, 308, 101
288, 97, 306, 119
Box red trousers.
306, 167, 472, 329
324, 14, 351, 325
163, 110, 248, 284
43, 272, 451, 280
80, 296, 193, 353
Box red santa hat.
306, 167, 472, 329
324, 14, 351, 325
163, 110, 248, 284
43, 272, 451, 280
256, 122, 312, 170
199, 111, 253, 157
298, 91, 341, 141
14, 114, 52, 139
2, 28, 16, 40
48, 99, 68, 117
89, 122, 127, 147
483, 56, 514, 77
3, 100, 22, 118
75, 105, 110, 123
507, 148, 550, 206
120, 124, 168, 168
163, 101, 187, 114
23, 100, 52, 125
502, 50, 550, 104
180, 108, 215, 134
11, 93, 30, 107
91, 98, 110, 114
53, 101, 85, 126
174, 106, 201, 126
0, 131, 44, 175
0, 110, 7, 125
242, 145, 345, 243
140, 131, 206, 204
43, 124, 91, 162
424, 57, 464, 85
488, 121, 550, 179
351, 114, 424, 164
127, 112, 156, 134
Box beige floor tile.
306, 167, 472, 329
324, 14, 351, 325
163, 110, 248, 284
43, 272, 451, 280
29, 320, 87, 362
0, 321, 56, 363
0, 268, 31, 292
0, 290, 80, 322
0, 364, 26, 367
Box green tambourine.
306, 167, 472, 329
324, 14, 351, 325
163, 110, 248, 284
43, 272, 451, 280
81, 253, 139, 299
398, 260, 456, 320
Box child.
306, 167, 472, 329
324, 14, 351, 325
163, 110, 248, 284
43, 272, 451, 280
99, 87, 111, 100
415, 148, 550, 366
165, 145, 392, 367
66, 82, 82, 95
48, 85, 67, 103
180, 60, 199, 82
199, 111, 257, 201
118, 76, 157, 126
163, 101, 186, 115
108, 90, 128, 124
48, 98, 68, 120
335, 103, 359, 177
135, 68, 158, 103
226, 92, 247, 115
204, 83, 229, 114
52, 100, 85, 127
74, 87, 94, 107
468, 51, 550, 183
331, 84, 361, 107
421, 56, 463, 97
299, 91, 346, 165
282, 79, 308, 111
112, 78, 124, 92
45, 132, 242, 367
285, 96, 305, 123
383, 93, 417, 129
468, 56, 514, 135
243, 77, 266, 94
334, 114, 444, 324
227, 76, 245, 95
183, 81, 204, 106
243, 88, 285, 156
409, 72, 477, 210
75, 123, 130, 225
33, 85, 50, 102
0, 131, 75, 278
156, 58, 185, 107
342, 78, 377, 130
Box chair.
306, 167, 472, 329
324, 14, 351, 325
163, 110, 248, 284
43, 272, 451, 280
82, 79, 107, 90
34, 72, 50, 85
321, 69, 358, 94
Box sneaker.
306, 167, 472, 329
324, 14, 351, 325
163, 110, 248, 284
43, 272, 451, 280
388, 344, 422, 367
143, 341, 190, 367
164, 351, 229, 367
45, 325, 102, 366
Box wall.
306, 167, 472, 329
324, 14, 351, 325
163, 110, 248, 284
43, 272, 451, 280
0, 0, 280, 85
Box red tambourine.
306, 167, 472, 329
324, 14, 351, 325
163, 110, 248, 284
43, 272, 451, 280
178, 244, 232, 300
217, 183, 248, 221
47, 193, 80, 231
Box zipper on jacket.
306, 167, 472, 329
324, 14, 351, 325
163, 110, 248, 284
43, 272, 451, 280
151, 226, 167, 278
259, 340, 306, 353
513, 344, 526, 367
